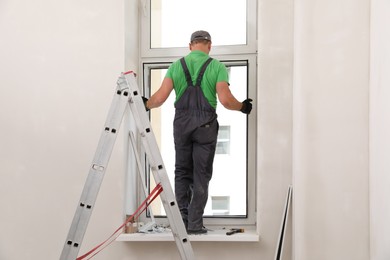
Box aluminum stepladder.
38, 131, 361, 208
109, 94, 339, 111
60, 71, 194, 260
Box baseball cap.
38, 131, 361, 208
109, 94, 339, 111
190, 30, 212, 42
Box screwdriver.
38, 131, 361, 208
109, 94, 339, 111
226, 228, 244, 235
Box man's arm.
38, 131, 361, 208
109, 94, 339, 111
216, 81, 243, 111
146, 77, 174, 110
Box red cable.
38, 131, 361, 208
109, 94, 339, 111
76, 183, 163, 260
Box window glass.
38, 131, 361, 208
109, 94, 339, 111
216, 126, 231, 155
151, 0, 247, 48
147, 64, 248, 217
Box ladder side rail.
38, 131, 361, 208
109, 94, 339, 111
128, 131, 156, 224
60, 83, 130, 260
124, 72, 194, 260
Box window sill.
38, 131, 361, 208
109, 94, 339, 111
117, 228, 259, 242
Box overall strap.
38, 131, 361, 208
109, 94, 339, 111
179, 57, 213, 87
180, 57, 193, 87
195, 57, 213, 86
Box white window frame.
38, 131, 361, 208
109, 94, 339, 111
139, 0, 257, 58
139, 55, 257, 227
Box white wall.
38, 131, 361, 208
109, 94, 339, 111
370, 0, 390, 259
0, 0, 125, 259
293, 0, 370, 259
257, 0, 294, 259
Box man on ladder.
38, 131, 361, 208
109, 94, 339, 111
143, 30, 253, 234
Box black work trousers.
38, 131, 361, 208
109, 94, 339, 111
173, 113, 218, 231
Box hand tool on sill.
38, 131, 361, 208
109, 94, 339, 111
226, 228, 244, 236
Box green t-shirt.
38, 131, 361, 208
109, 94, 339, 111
165, 50, 229, 109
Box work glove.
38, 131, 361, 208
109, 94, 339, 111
240, 98, 253, 114
142, 96, 149, 111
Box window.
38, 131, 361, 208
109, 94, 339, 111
150, 0, 247, 48
216, 126, 231, 155
140, 0, 257, 57
127, 0, 257, 228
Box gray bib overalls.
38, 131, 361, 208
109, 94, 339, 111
174, 57, 219, 231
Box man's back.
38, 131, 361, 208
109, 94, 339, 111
166, 50, 229, 109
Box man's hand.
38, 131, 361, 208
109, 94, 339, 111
142, 96, 149, 111
240, 98, 253, 114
